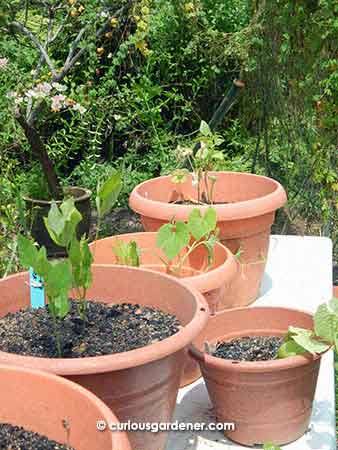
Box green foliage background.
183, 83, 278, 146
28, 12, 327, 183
0, 0, 337, 276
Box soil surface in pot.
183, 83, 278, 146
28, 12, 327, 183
0, 423, 74, 449
213, 336, 284, 362
0, 301, 180, 358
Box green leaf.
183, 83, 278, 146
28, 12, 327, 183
263, 444, 282, 450
18, 235, 39, 268
96, 170, 122, 218
286, 326, 330, 354
277, 339, 307, 358
187, 207, 217, 240
129, 241, 140, 267
44, 198, 82, 248
45, 260, 72, 300
314, 303, 337, 344
329, 297, 338, 315
53, 292, 71, 319
69, 237, 93, 291
199, 120, 211, 136
156, 221, 190, 260
171, 168, 189, 184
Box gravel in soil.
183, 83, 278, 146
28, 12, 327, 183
0, 301, 181, 358
0, 423, 74, 450
213, 336, 284, 362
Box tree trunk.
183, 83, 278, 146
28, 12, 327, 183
16, 115, 62, 199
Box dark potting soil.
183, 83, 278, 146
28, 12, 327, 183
0, 423, 74, 450
0, 301, 181, 358
213, 336, 284, 362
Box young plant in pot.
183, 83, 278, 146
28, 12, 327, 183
129, 120, 287, 310
90, 207, 237, 386
190, 300, 338, 446
0, 364, 131, 450
0, 197, 209, 450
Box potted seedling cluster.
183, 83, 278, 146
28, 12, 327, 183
190, 298, 338, 446
129, 120, 287, 310
90, 207, 237, 386
0, 172, 209, 450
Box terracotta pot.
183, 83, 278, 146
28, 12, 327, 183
23, 186, 91, 257
0, 266, 208, 450
90, 232, 237, 386
190, 307, 323, 446
333, 285, 338, 297
0, 364, 130, 450
129, 171, 287, 309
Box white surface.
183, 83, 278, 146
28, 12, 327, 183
166, 235, 336, 450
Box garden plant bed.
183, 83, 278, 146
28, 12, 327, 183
0, 301, 180, 358
212, 335, 284, 362
0, 423, 74, 450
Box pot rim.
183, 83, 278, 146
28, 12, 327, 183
129, 171, 287, 221
189, 306, 327, 373
89, 232, 238, 293
22, 186, 92, 206
0, 266, 209, 375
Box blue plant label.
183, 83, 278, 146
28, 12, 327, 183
29, 268, 45, 309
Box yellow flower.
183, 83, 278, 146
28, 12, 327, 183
110, 17, 118, 28
105, 31, 113, 39
70, 9, 78, 17
96, 47, 105, 56
68, 0, 76, 5
78, 5, 85, 13
184, 2, 195, 12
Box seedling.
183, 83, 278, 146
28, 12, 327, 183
172, 121, 225, 204
18, 170, 122, 356
277, 296, 338, 359
112, 240, 140, 267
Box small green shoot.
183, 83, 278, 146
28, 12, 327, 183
112, 240, 140, 267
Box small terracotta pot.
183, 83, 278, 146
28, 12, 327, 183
190, 307, 323, 446
23, 186, 91, 257
333, 285, 338, 297
90, 232, 237, 386
0, 266, 208, 450
0, 364, 130, 450
129, 171, 287, 309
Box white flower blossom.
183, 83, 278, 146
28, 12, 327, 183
0, 58, 8, 69
72, 103, 87, 114
51, 94, 66, 112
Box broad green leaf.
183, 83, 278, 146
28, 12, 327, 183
287, 326, 330, 354
54, 292, 71, 319
199, 120, 211, 136
18, 235, 39, 268
44, 198, 82, 248
45, 260, 72, 300
80, 239, 93, 289
156, 221, 190, 260
277, 339, 307, 358
314, 303, 337, 344
96, 170, 122, 218
188, 207, 217, 241
69, 237, 93, 290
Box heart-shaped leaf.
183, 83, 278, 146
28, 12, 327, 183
156, 221, 190, 260
188, 207, 217, 240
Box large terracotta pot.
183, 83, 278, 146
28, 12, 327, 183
129, 171, 287, 309
0, 364, 130, 450
90, 232, 237, 386
23, 186, 91, 257
0, 266, 209, 450
190, 307, 323, 446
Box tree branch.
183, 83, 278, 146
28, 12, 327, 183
9, 21, 57, 77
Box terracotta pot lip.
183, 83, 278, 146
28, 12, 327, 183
89, 232, 238, 293
0, 363, 118, 425
189, 306, 326, 373
129, 172, 287, 221
22, 186, 92, 206
0, 267, 209, 375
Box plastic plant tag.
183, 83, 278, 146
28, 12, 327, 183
29, 268, 45, 309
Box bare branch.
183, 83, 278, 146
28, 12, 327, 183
10, 21, 57, 76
